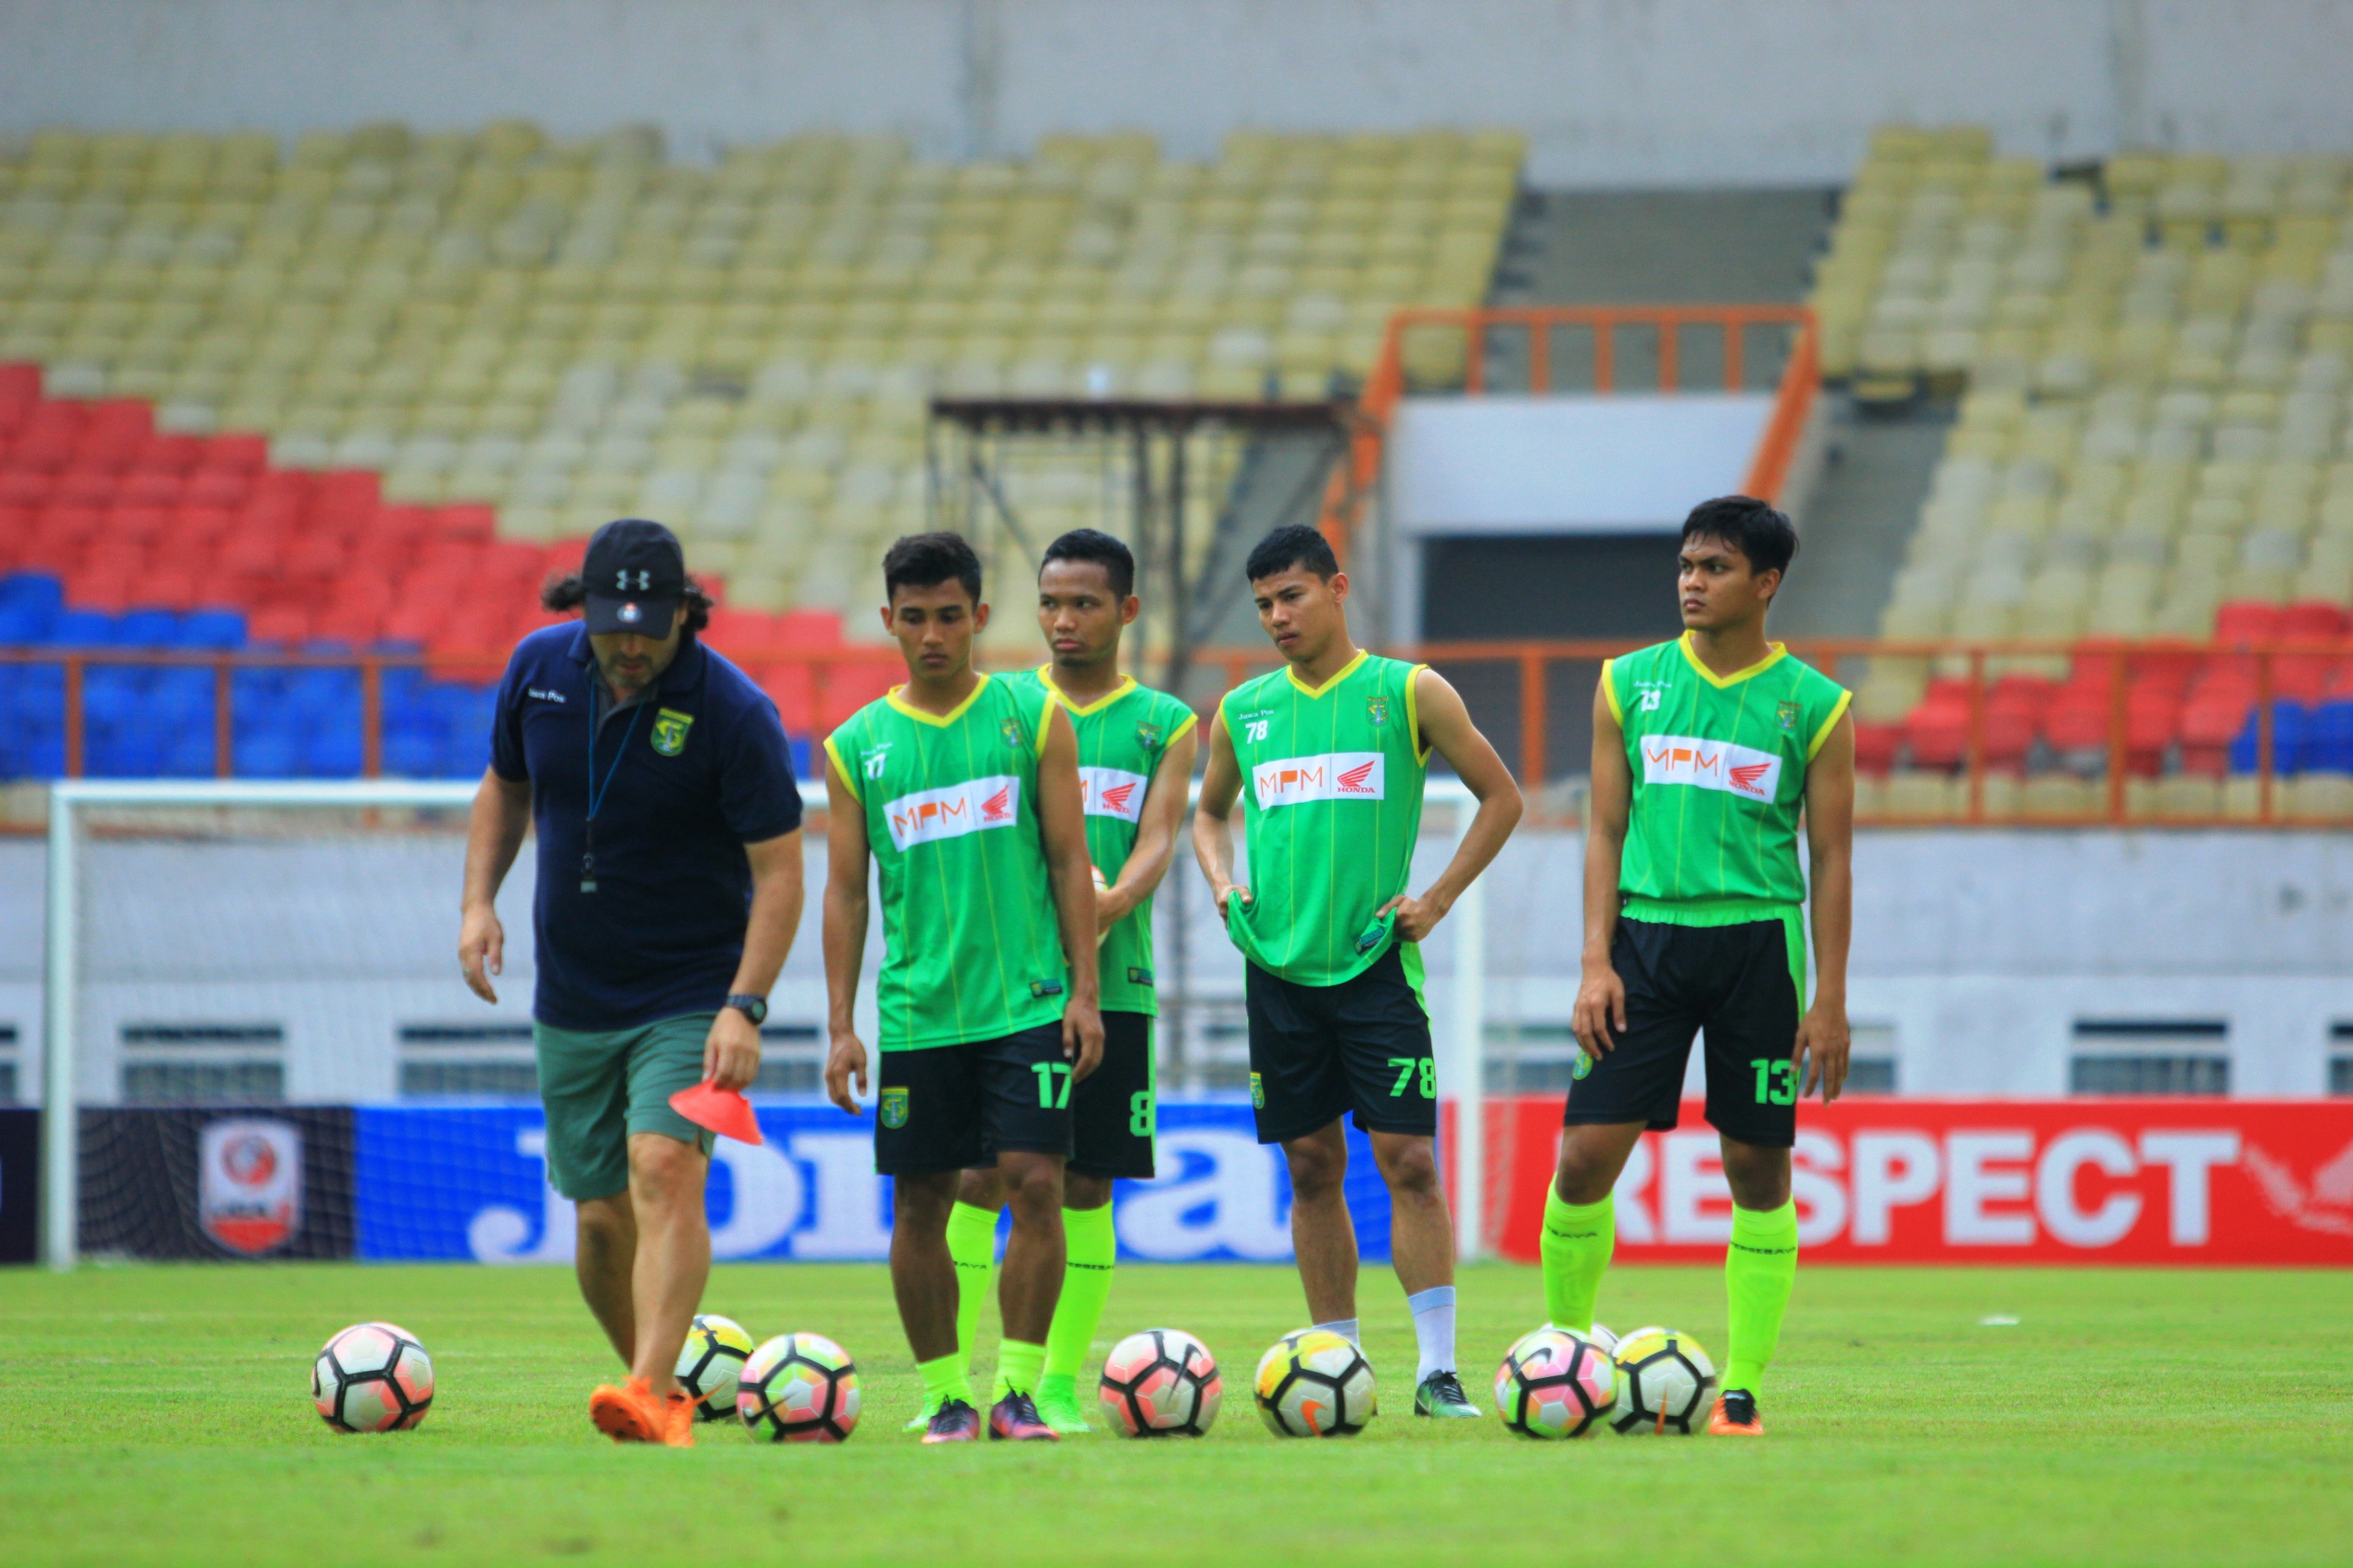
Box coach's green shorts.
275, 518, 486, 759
534, 1012, 718, 1200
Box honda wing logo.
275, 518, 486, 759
1251, 751, 1386, 809
1640, 734, 1782, 802
885, 775, 1022, 850
1078, 766, 1149, 822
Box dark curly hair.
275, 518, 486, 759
539, 572, 716, 633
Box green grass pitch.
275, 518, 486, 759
3, 1261, 2348, 1567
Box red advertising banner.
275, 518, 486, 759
1473, 1098, 2353, 1265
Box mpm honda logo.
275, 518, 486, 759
1640, 735, 1780, 802
1251, 751, 1386, 809
885, 776, 1022, 850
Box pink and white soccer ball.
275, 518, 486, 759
737, 1332, 861, 1443
1491, 1326, 1616, 1438
1098, 1328, 1223, 1437
312, 1322, 434, 1433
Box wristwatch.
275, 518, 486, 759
724, 993, 768, 1026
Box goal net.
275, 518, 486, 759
32, 777, 1534, 1270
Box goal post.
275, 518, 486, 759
38, 775, 1496, 1273
41, 778, 481, 1270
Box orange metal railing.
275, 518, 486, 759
7, 633, 2349, 828
1318, 303, 1820, 565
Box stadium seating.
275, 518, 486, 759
1813, 127, 2353, 809
0, 122, 1521, 778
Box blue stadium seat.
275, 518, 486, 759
2230, 701, 2312, 775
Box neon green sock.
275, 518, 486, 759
1723, 1199, 1799, 1395
997, 1338, 1046, 1399
1043, 1204, 1116, 1382
1539, 1188, 1614, 1334
944, 1200, 1000, 1381
918, 1352, 972, 1411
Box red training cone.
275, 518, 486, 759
669, 1082, 764, 1146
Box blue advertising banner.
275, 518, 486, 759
355, 1100, 1394, 1264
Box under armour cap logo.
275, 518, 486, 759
619, 602, 643, 624
616, 569, 651, 591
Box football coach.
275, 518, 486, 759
459, 517, 806, 1447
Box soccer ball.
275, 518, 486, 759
1608, 1325, 1718, 1436
1253, 1328, 1376, 1437
1492, 1327, 1616, 1438
311, 1322, 434, 1434
1098, 1327, 1223, 1437
674, 1313, 755, 1423
737, 1333, 861, 1443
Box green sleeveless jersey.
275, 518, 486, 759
824, 673, 1068, 1051
1605, 634, 1851, 923
1002, 667, 1198, 1018
1219, 650, 1429, 988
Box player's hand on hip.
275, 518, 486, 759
1064, 1000, 1105, 1083
1572, 965, 1626, 1057
704, 1007, 762, 1093
1214, 883, 1251, 919
1378, 891, 1449, 944
824, 1029, 868, 1116
458, 902, 504, 1004
1796, 1000, 1850, 1102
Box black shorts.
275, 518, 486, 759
874, 1022, 1073, 1175
1245, 943, 1436, 1144
1069, 1010, 1155, 1180
1564, 913, 1806, 1148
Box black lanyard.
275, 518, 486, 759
580, 696, 646, 893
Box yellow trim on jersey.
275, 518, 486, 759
1403, 662, 1434, 763
885, 671, 992, 728
1038, 665, 1139, 717
1034, 687, 1056, 751
1165, 709, 1200, 747
1677, 632, 1788, 689
822, 733, 860, 803
1599, 658, 1624, 724
1285, 646, 1368, 698
1806, 688, 1855, 761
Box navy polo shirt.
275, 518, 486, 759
490, 624, 803, 1030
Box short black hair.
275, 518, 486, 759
1038, 528, 1135, 597
1680, 495, 1797, 581
882, 531, 983, 604
1245, 523, 1339, 583
541, 572, 714, 633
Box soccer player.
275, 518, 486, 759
1543, 495, 1854, 1437
926, 528, 1199, 1434
459, 517, 806, 1447
1192, 523, 1522, 1419
821, 531, 1105, 1444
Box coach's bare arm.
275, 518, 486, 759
1378, 668, 1522, 942
1796, 713, 1856, 1102
704, 830, 805, 1092
821, 757, 874, 1116
459, 767, 532, 1005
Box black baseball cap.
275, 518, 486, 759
581, 518, 686, 637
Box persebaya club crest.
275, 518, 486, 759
1775, 699, 1800, 734
1135, 721, 1164, 749
1000, 718, 1027, 749
1365, 696, 1390, 726
651, 708, 694, 756
879, 1086, 909, 1129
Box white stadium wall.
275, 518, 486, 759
5, 0, 2353, 185
3, 826, 2350, 1105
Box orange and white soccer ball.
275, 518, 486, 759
1098, 1327, 1223, 1436
312, 1322, 434, 1433
737, 1332, 860, 1443
1492, 1326, 1616, 1438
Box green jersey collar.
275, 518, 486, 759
886, 671, 992, 727
1677, 632, 1786, 689
1285, 646, 1368, 698
1038, 665, 1137, 716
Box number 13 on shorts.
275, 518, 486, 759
1388, 1057, 1435, 1098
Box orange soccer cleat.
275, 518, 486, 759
589, 1376, 669, 1443
1707, 1390, 1765, 1436
662, 1387, 697, 1449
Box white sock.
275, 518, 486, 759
1312, 1317, 1360, 1348
1407, 1286, 1456, 1382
